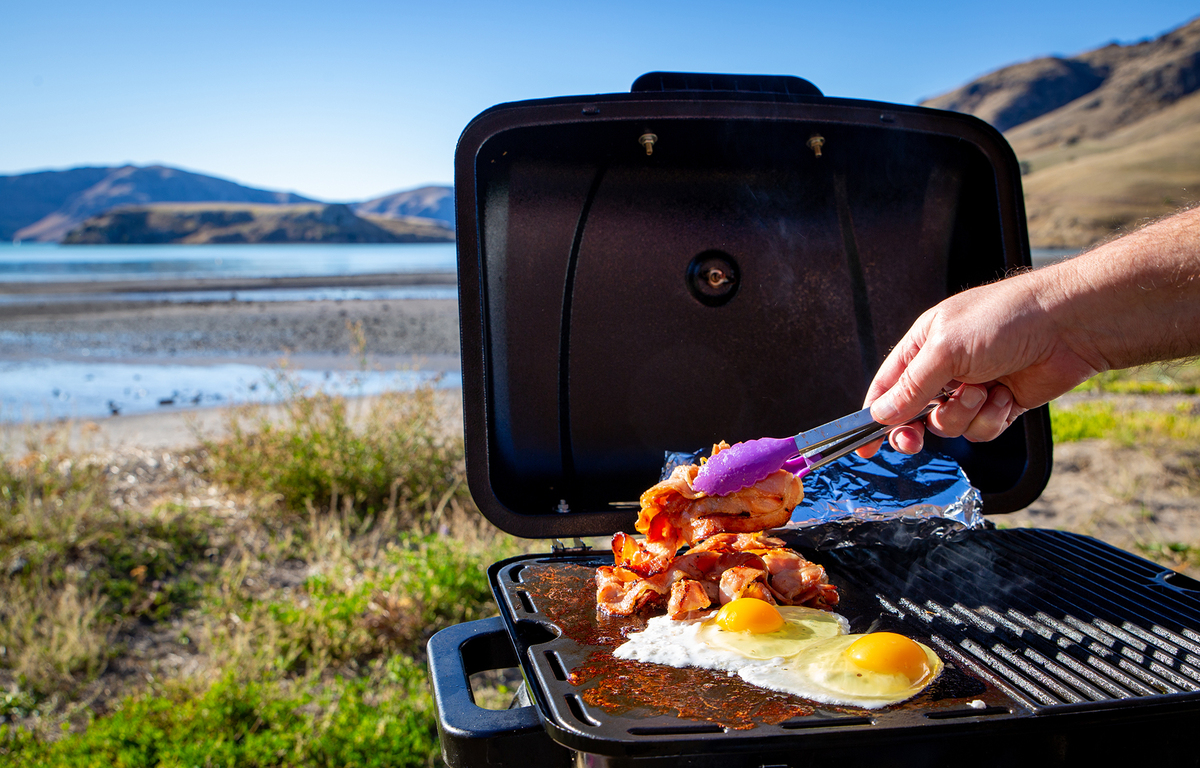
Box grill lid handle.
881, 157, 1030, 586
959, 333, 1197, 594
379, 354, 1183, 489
428, 616, 572, 768
631, 71, 823, 96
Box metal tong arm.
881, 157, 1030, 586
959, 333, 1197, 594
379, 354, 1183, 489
794, 401, 940, 474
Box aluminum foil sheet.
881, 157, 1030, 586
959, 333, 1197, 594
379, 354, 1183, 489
663, 446, 985, 551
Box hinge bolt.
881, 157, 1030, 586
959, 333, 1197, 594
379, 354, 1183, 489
807, 134, 825, 158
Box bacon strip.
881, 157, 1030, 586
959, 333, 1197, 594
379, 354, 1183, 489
597, 546, 838, 615
596, 444, 838, 618
635, 460, 803, 555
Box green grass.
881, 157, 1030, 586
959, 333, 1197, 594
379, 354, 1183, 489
5, 658, 440, 768
1134, 541, 1200, 573
1, 382, 529, 765
1050, 401, 1200, 445
1073, 360, 1200, 395
202, 383, 469, 528
0, 444, 219, 701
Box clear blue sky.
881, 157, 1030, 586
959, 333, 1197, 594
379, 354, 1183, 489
3, 0, 1196, 201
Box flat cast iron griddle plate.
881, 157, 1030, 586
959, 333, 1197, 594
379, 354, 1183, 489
490, 528, 1200, 756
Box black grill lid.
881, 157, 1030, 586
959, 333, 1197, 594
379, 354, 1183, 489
455, 72, 1052, 538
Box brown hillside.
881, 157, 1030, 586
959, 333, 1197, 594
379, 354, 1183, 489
1021, 94, 1200, 247
922, 16, 1200, 248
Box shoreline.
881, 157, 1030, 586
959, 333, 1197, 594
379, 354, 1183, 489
0, 283, 464, 425
0, 386, 466, 456
0, 271, 456, 296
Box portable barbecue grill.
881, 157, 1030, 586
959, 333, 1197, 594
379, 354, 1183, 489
428, 72, 1200, 767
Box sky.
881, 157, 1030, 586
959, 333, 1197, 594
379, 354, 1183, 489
3, 0, 1197, 202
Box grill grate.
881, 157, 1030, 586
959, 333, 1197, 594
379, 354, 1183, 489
824, 528, 1200, 712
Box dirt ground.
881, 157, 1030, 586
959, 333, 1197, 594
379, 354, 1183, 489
1002, 392, 1200, 576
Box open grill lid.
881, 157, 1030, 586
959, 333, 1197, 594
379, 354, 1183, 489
455, 72, 1052, 539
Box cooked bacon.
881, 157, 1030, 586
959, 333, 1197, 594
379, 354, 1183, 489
759, 549, 840, 608
611, 532, 673, 577
597, 544, 838, 615
689, 532, 789, 554
667, 579, 714, 619
595, 565, 666, 615
718, 565, 773, 605
635, 459, 802, 556
596, 445, 837, 619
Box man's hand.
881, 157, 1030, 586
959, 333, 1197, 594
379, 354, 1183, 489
859, 207, 1200, 455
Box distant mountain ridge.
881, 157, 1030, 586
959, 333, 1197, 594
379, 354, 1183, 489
0, 165, 455, 243
923, 16, 1200, 247
61, 203, 453, 245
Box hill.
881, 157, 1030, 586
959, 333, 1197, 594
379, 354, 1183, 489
4, 165, 316, 243
353, 185, 454, 226
2, 166, 456, 243
923, 16, 1200, 247
61, 203, 454, 245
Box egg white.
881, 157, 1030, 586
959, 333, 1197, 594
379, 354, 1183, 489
738, 634, 944, 709
696, 605, 850, 660
613, 612, 942, 709
613, 606, 849, 671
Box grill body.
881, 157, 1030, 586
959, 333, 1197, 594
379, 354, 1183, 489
430, 72, 1198, 767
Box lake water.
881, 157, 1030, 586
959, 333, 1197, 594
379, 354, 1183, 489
0, 242, 462, 422
0, 359, 462, 423
0, 241, 457, 282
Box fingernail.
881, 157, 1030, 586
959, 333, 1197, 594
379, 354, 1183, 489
959, 386, 985, 409
992, 388, 1012, 409
872, 394, 899, 423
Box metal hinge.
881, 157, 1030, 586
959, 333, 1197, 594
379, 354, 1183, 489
551, 537, 591, 555
550, 500, 591, 555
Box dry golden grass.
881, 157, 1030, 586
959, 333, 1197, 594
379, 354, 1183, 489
1016, 94, 1200, 247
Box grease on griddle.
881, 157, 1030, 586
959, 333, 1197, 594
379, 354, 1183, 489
575, 652, 816, 729
519, 562, 821, 729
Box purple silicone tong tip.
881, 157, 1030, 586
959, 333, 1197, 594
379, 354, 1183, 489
689, 401, 941, 497
691, 435, 799, 496
782, 454, 819, 477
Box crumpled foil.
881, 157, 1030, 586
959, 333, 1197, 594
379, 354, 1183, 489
662, 445, 986, 551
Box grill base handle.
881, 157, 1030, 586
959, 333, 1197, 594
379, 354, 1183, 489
428, 616, 573, 768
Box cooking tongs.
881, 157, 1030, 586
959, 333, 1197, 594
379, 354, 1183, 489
691, 401, 940, 496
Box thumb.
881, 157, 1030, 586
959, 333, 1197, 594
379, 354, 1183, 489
869, 343, 956, 424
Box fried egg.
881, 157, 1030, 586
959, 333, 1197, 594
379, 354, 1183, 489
613, 598, 942, 709
739, 631, 944, 709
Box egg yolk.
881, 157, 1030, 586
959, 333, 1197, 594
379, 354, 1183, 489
845, 632, 930, 683
715, 598, 785, 634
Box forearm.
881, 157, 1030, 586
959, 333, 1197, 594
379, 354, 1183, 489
1051, 207, 1200, 371
864, 207, 1200, 451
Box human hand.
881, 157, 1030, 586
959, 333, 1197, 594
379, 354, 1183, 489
858, 266, 1103, 455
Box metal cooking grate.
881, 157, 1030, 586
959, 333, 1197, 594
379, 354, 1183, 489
824, 528, 1200, 712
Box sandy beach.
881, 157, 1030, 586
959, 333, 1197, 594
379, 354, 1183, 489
0, 295, 460, 362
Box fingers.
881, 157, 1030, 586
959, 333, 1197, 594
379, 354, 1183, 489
861, 384, 1020, 458
962, 386, 1016, 443
888, 423, 925, 454
918, 384, 1018, 444
855, 436, 886, 459
926, 384, 987, 438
